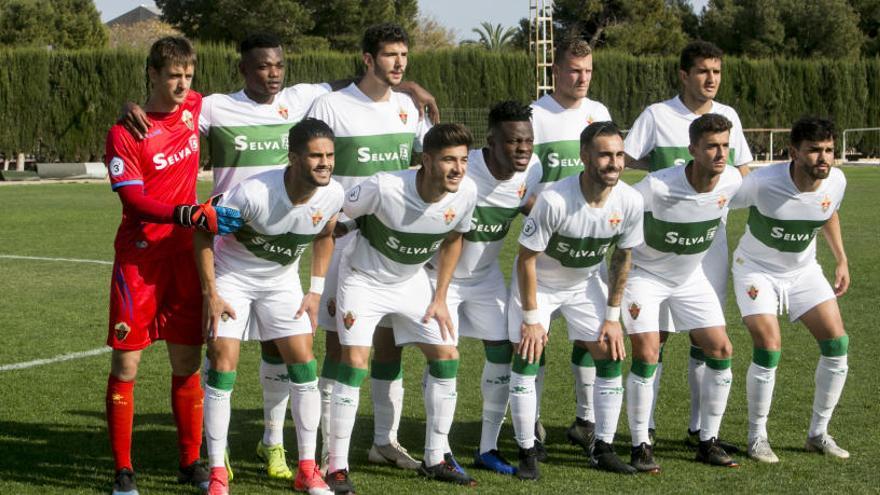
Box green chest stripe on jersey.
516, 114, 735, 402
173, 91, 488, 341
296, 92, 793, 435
234, 226, 314, 265
649, 146, 737, 171
357, 214, 448, 264
464, 205, 520, 243
644, 212, 721, 255
534, 140, 582, 183
546, 233, 618, 268
333, 133, 416, 177
747, 206, 827, 253
209, 124, 293, 168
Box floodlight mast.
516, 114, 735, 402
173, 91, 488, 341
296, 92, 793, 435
529, 0, 555, 100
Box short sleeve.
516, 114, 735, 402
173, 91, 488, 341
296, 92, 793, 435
518, 192, 558, 253
306, 94, 336, 129
729, 112, 754, 166
198, 95, 213, 136
520, 156, 544, 207
454, 186, 477, 234
106, 126, 144, 191
729, 171, 758, 210
616, 193, 645, 249
595, 102, 612, 121
343, 174, 382, 220
623, 108, 656, 160
632, 174, 653, 213
217, 182, 254, 223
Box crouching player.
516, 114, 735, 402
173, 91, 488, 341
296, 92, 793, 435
731, 117, 851, 463
509, 121, 644, 479
623, 114, 742, 472
194, 119, 344, 495
325, 124, 478, 493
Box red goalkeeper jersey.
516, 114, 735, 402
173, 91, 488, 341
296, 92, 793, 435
105, 90, 203, 262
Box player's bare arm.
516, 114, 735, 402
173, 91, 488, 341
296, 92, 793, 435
422, 230, 464, 342
193, 230, 236, 341
624, 153, 650, 171
516, 246, 547, 364
297, 214, 338, 333
602, 247, 631, 360
821, 210, 850, 296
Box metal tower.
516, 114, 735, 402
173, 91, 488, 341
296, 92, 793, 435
529, 0, 555, 99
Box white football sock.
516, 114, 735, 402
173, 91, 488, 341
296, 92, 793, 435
572, 363, 596, 422
318, 376, 335, 462
328, 382, 360, 473
747, 362, 776, 441
699, 366, 732, 441
290, 379, 320, 461
534, 364, 545, 425
595, 375, 624, 444
479, 361, 510, 453
260, 360, 289, 447
509, 371, 537, 449
627, 372, 655, 446
371, 377, 403, 446
424, 374, 457, 466
204, 384, 232, 468
649, 362, 663, 430
688, 355, 705, 432
809, 355, 848, 438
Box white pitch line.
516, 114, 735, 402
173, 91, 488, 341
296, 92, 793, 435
0, 347, 111, 372
0, 254, 112, 265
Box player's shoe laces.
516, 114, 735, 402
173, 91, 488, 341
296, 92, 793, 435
590, 440, 637, 474
516, 446, 540, 480
178, 460, 211, 492
256, 441, 294, 480
805, 433, 850, 459
367, 441, 421, 470
686, 429, 740, 454
224, 448, 234, 481
325, 469, 356, 495
417, 458, 477, 486
747, 437, 779, 463
566, 418, 595, 454
473, 448, 516, 475
294, 464, 334, 495
630, 442, 661, 473
207, 466, 229, 495
696, 437, 739, 467
111, 468, 139, 495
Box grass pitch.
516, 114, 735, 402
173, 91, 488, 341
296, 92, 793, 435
0, 168, 878, 494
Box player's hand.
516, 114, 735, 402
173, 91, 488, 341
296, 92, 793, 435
296, 292, 321, 335
423, 300, 455, 342
832, 260, 850, 296
203, 293, 235, 341
398, 81, 440, 123
118, 101, 151, 140
175, 195, 244, 235
518, 322, 546, 364
598, 320, 626, 361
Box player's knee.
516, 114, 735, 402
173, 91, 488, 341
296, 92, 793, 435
111, 351, 140, 381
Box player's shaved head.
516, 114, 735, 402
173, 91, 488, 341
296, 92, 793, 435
580, 121, 624, 152
147, 36, 196, 71
289, 118, 335, 155
362, 23, 409, 58
689, 114, 732, 145
791, 117, 836, 147
423, 123, 474, 155
488, 100, 532, 132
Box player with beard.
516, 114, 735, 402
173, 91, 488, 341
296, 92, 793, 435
730, 117, 851, 463
508, 122, 644, 479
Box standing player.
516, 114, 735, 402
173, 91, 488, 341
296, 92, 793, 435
623, 40, 753, 448
325, 124, 478, 492
195, 119, 343, 495
427, 101, 541, 476
529, 36, 613, 454
509, 122, 644, 479
730, 117, 850, 463
103, 37, 243, 495
623, 114, 742, 472
308, 23, 431, 472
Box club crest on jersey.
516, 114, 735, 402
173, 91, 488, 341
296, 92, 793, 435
522, 217, 537, 237
747, 285, 759, 300
443, 207, 456, 225
518, 182, 527, 199
109, 157, 125, 177
327, 298, 337, 318
609, 212, 623, 227
628, 303, 641, 320
181, 109, 194, 130
278, 105, 289, 119
821, 194, 831, 212
343, 311, 356, 330
587, 115, 595, 125
311, 209, 324, 226
399, 108, 408, 124
114, 322, 131, 341
717, 194, 728, 209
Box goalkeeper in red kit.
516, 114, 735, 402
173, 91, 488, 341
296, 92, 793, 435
103, 37, 243, 495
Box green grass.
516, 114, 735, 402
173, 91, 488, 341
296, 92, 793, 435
0, 169, 878, 494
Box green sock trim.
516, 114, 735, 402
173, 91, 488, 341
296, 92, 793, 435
689, 345, 706, 362
511, 354, 541, 376
705, 357, 732, 370
320, 358, 339, 380
658, 343, 665, 363
288, 360, 318, 384
752, 348, 781, 368
207, 369, 237, 391
336, 363, 368, 387
571, 346, 595, 367
261, 353, 284, 365
428, 359, 459, 379
595, 359, 623, 378
484, 343, 513, 364
630, 359, 658, 378
819, 335, 849, 357
370, 360, 403, 380
539, 352, 546, 367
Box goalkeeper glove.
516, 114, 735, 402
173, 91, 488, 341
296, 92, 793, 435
174, 195, 243, 235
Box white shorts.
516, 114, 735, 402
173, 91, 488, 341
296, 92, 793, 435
336, 261, 455, 347
733, 261, 836, 322
622, 266, 726, 335
214, 271, 312, 341
428, 265, 508, 341
507, 272, 607, 343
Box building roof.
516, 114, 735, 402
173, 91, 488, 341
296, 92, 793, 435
105, 5, 161, 27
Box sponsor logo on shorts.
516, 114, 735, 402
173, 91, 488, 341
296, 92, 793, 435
182, 109, 194, 130
717, 194, 728, 209
343, 311, 356, 330
522, 217, 537, 237
443, 207, 456, 225
278, 104, 289, 119
609, 212, 622, 227
311, 209, 324, 226
114, 322, 131, 341
135, 241, 148, 249
517, 182, 527, 199
399, 108, 408, 124
109, 157, 125, 177
821, 194, 831, 212
747, 285, 759, 300
327, 298, 337, 318
348, 185, 361, 202
628, 302, 641, 320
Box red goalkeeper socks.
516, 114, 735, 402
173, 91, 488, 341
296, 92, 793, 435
106, 375, 135, 471
172, 373, 204, 467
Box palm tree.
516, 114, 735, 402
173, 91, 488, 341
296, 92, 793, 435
462, 21, 517, 51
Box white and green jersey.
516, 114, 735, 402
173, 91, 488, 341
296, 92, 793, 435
199, 83, 331, 194
519, 175, 643, 290
632, 164, 742, 285
624, 96, 753, 171
214, 169, 344, 281
307, 83, 430, 192
531, 94, 612, 190
731, 162, 845, 276
344, 169, 477, 285
451, 148, 542, 280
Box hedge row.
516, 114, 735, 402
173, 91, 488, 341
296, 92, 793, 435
1, 46, 879, 161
